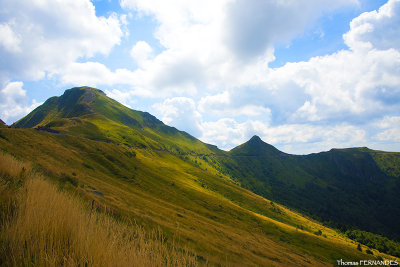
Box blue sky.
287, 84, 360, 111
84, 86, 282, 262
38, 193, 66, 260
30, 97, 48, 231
1, 0, 399, 154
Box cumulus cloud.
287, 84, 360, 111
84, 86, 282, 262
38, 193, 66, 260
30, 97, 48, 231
116, 0, 400, 153
224, 0, 358, 61
374, 116, 400, 142
201, 118, 270, 149
0, 23, 21, 53
344, 0, 400, 51
60, 62, 115, 87
282, 0, 400, 124
282, 48, 400, 123
0, 0, 123, 81
130, 41, 153, 66
153, 97, 203, 136
0, 82, 41, 124
116, 0, 356, 96
199, 91, 272, 118
105, 89, 134, 108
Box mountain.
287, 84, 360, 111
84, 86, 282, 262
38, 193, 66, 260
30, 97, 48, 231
0, 119, 6, 127
231, 135, 283, 157
14, 86, 218, 154
2, 86, 399, 265
222, 137, 400, 243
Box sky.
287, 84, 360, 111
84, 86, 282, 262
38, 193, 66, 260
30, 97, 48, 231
1, 0, 400, 154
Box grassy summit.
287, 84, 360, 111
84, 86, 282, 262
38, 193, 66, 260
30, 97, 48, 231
14, 87, 216, 154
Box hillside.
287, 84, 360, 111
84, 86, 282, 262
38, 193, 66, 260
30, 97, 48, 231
0, 153, 197, 266
220, 136, 400, 244
1, 86, 399, 265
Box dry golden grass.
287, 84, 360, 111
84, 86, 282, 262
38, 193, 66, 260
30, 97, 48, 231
0, 152, 31, 180
0, 153, 198, 267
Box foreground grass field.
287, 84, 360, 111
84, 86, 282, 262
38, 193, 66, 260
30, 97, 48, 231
1, 128, 397, 266
0, 152, 197, 266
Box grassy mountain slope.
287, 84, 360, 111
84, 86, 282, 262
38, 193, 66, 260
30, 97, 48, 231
2, 128, 386, 266
14, 87, 217, 155
221, 136, 400, 245
2, 86, 399, 265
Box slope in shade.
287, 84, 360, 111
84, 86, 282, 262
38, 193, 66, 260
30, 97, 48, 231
224, 136, 400, 243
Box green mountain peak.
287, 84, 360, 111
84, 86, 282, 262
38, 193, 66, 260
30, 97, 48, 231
13, 86, 214, 154
230, 135, 282, 156
249, 135, 262, 142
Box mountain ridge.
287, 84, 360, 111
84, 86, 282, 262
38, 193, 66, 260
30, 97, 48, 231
13, 86, 388, 157
14, 86, 218, 155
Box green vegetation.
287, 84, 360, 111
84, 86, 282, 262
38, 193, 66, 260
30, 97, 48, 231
346, 230, 400, 257
369, 150, 400, 178
217, 137, 400, 247
1, 86, 399, 265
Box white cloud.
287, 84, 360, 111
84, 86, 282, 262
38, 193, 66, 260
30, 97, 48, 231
112, 0, 400, 153
224, 0, 358, 61
344, 0, 400, 51
0, 23, 21, 53
130, 41, 153, 66
374, 116, 400, 142
105, 89, 134, 108
60, 62, 114, 87
199, 91, 272, 118
0, 0, 123, 81
280, 48, 400, 123
201, 118, 270, 150
152, 97, 203, 136
117, 0, 355, 96
0, 82, 41, 124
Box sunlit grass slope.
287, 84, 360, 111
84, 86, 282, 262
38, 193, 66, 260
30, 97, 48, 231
0, 152, 197, 266
1, 128, 395, 266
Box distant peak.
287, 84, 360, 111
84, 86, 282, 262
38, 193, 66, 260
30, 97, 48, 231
229, 134, 283, 156
249, 135, 262, 142
247, 135, 266, 146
